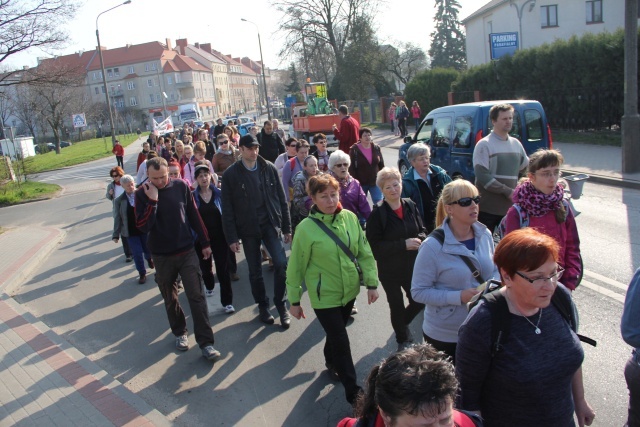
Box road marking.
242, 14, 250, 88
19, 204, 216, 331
583, 269, 628, 291
580, 279, 626, 303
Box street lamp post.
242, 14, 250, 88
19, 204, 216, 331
96, 0, 131, 146
241, 18, 271, 121
510, 0, 536, 50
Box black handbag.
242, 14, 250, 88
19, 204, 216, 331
310, 218, 365, 286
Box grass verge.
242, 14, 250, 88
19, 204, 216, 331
0, 181, 61, 207
549, 130, 620, 146
24, 133, 139, 174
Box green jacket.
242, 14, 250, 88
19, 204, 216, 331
286, 207, 378, 309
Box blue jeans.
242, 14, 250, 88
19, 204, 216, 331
127, 234, 150, 275
361, 184, 383, 204
241, 223, 288, 308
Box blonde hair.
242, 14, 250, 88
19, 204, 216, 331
376, 167, 402, 189
435, 180, 479, 227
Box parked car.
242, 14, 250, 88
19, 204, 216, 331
397, 100, 552, 180
35, 143, 55, 154
59, 141, 72, 148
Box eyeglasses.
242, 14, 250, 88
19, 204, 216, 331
111, 174, 119, 178
317, 140, 327, 144
450, 196, 480, 207
333, 163, 348, 168
516, 266, 564, 286
534, 170, 562, 179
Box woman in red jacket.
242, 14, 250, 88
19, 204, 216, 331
136, 142, 150, 172
411, 100, 422, 130
502, 149, 582, 290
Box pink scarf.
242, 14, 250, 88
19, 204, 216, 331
512, 180, 564, 217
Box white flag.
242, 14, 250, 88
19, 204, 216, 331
153, 117, 174, 133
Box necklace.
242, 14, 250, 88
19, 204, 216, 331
506, 290, 543, 334
200, 190, 212, 202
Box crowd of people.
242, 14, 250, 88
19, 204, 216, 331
103, 103, 640, 427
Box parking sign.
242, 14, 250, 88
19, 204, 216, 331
72, 113, 86, 129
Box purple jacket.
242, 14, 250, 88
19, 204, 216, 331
503, 205, 581, 290
336, 174, 371, 220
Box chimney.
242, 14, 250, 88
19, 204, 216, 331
176, 38, 188, 55
23, 65, 29, 70
201, 43, 212, 53
165, 38, 172, 50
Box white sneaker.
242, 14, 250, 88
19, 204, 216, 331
205, 289, 214, 297
224, 305, 235, 314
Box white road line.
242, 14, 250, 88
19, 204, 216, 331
580, 279, 626, 303
583, 269, 628, 291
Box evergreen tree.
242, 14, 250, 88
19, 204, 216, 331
284, 63, 302, 94
428, 0, 467, 70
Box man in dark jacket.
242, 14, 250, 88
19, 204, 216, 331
221, 134, 292, 328
213, 118, 226, 137
401, 143, 451, 232
256, 120, 285, 163
135, 157, 220, 361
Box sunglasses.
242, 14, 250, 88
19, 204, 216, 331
333, 163, 348, 168
111, 174, 120, 178
450, 196, 480, 207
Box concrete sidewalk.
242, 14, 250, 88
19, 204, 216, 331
0, 227, 170, 427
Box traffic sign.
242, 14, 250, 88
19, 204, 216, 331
72, 113, 86, 129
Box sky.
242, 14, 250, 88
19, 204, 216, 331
8, 0, 482, 71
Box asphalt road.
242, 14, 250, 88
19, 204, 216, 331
0, 145, 634, 426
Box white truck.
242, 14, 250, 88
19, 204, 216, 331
178, 103, 201, 125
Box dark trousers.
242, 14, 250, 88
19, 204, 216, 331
127, 234, 150, 276
414, 117, 420, 129
120, 235, 131, 258
314, 299, 359, 403
423, 333, 457, 365
196, 241, 233, 307
381, 279, 424, 343
241, 223, 288, 308
478, 211, 504, 235
153, 249, 215, 348
228, 250, 237, 275
398, 117, 407, 137
626, 352, 640, 427
115, 155, 124, 168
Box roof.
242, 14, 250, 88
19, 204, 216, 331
37, 50, 96, 75
461, 0, 509, 24
170, 55, 210, 72
87, 41, 167, 71
186, 44, 226, 65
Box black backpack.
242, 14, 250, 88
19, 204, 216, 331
472, 287, 597, 358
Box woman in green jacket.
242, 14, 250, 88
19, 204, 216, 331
287, 174, 379, 405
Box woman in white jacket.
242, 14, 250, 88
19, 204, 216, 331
411, 179, 498, 363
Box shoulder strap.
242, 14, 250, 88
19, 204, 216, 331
453, 409, 484, 427
428, 228, 484, 285
310, 217, 364, 280
481, 290, 512, 358
550, 287, 597, 347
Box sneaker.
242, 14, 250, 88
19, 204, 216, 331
205, 289, 214, 297
201, 345, 221, 361
276, 305, 291, 329
224, 305, 236, 314
259, 306, 275, 324
175, 334, 188, 351
147, 258, 155, 269
138, 274, 146, 284
325, 363, 340, 381
351, 303, 358, 315
125, 256, 133, 263
230, 273, 240, 282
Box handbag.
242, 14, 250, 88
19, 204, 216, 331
310, 217, 365, 286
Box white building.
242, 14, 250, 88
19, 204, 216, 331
462, 0, 633, 67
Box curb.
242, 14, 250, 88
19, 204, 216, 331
0, 227, 66, 296
562, 169, 640, 191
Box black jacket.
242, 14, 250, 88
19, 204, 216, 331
213, 124, 226, 137
221, 156, 291, 243
257, 129, 285, 163
365, 198, 426, 282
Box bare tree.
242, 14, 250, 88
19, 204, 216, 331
381, 43, 429, 86
0, 88, 14, 137
10, 83, 39, 140
0, 0, 79, 87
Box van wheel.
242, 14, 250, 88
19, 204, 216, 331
399, 161, 409, 176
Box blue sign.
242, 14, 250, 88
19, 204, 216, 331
490, 32, 518, 60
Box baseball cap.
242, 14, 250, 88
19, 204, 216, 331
239, 134, 260, 148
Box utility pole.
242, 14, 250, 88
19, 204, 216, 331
622, 0, 640, 172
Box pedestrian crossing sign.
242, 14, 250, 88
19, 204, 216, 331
72, 113, 86, 129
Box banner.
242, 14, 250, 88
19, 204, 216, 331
153, 117, 174, 134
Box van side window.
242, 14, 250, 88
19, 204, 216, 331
524, 109, 543, 142
416, 118, 433, 142
453, 115, 472, 148
487, 114, 522, 141
433, 117, 452, 147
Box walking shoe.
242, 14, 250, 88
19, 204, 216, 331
325, 363, 340, 381
175, 334, 189, 351
125, 256, 133, 263
276, 305, 291, 329
351, 302, 358, 315
147, 258, 155, 269
230, 273, 240, 281
205, 289, 214, 297
259, 306, 275, 324
224, 305, 236, 314
201, 345, 221, 361
138, 274, 146, 284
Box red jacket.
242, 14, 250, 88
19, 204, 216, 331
136, 151, 148, 172
333, 115, 360, 153
112, 143, 124, 156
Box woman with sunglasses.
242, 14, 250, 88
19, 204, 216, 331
106, 166, 132, 262
328, 150, 371, 226
502, 149, 582, 291
411, 179, 497, 362
456, 228, 595, 427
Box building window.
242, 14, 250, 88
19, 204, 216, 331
541, 5, 558, 27
94, 87, 99, 94
145, 64, 149, 72
167, 76, 173, 85
107, 69, 113, 78
175, 74, 180, 83
114, 67, 120, 77
586, 0, 602, 23
127, 81, 135, 90
147, 79, 153, 87
130, 97, 137, 106
129, 66, 134, 74
149, 94, 155, 103
151, 62, 157, 71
